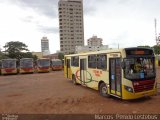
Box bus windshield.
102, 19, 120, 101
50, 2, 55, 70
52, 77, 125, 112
38, 60, 50, 67
52, 61, 62, 66
20, 59, 33, 68
124, 57, 155, 80
2, 60, 16, 68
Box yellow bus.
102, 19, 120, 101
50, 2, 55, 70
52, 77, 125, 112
36, 58, 50, 73
19, 58, 34, 74
1, 59, 18, 75
156, 55, 160, 67
51, 59, 63, 71
64, 47, 157, 100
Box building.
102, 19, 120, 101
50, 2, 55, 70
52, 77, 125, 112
75, 45, 109, 53
87, 35, 103, 46
58, 0, 84, 54
32, 52, 43, 58
41, 37, 50, 55
43, 53, 59, 59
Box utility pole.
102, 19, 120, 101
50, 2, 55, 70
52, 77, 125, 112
0, 45, 1, 52
155, 18, 160, 46
155, 18, 157, 44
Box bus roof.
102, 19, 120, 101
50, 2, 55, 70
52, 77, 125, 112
20, 58, 33, 60
51, 59, 61, 61
1, 59, 17, 61
65, 48, 124, 57
64, 47, 154, 57
37, 58, 50, 60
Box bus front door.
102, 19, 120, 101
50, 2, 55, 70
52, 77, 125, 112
109, 58, 122, 97
80, 59, 87, 85
66, 59, 71, 79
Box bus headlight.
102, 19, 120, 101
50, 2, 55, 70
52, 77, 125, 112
124, 85, 133, 93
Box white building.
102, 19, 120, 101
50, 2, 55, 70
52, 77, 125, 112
41, 37, 50, 55
87, 35, 103, 46
58, 0, 84, 54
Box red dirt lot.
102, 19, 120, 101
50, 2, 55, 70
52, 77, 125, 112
0, 69, 159, 114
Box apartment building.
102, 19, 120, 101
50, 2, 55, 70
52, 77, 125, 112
87, 35, 103, 46
58, 0, 84, 54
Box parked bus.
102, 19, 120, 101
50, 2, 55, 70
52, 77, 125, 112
0, 60, 1, 75
156, 55, 160, 67
19, 58, 34, 74
51, 59, 63, 71
36, 58, 50, 73
1, 59, 18, 75
64, 47, 157, 100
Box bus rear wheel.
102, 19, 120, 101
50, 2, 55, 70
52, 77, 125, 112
99, 82, 110, 97
72, 75, 78, 85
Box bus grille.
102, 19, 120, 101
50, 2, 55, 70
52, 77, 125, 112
5, 68, 15, 72
133, 80, 155, 93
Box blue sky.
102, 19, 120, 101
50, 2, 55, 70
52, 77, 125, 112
0, 0, 160, 53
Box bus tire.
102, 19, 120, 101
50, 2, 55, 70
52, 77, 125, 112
99, 82, 110, 97
72, 75, 78, 85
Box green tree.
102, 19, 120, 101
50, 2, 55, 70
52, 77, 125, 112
3, 41, 37, 60
22, 52, 38, 61
153, 45, 160, 55
0, 51, 8, 59
137, 45, 160, 55
58, 53, 64, 60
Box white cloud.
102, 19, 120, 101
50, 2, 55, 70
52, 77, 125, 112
0, 0, 160, 53
84, 0, 160, 48
0, 1, 59, 53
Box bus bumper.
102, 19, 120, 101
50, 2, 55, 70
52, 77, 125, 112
122, 85, 157, 100
19, 69, 34, 74
1, 69, 17, 75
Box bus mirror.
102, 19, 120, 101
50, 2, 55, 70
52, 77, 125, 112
121, 61, 125, 69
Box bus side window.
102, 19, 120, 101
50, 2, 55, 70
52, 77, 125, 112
97, 54, 107, 70
71, 56, 79, 67
88, 55, 96, 68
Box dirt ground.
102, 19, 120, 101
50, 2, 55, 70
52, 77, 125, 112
0, 69, 160, 114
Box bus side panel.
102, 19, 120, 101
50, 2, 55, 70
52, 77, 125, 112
97, 70, 110, 91
71, 67, 80, 83
85, 68, 98, 89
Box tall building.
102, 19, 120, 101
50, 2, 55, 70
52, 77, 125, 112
87, 35, 103, 46
58, 0, 84, 54
41, 37, 50, 55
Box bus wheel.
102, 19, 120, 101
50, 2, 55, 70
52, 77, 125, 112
72, 75, 78, 85
99, 82, 109, 97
